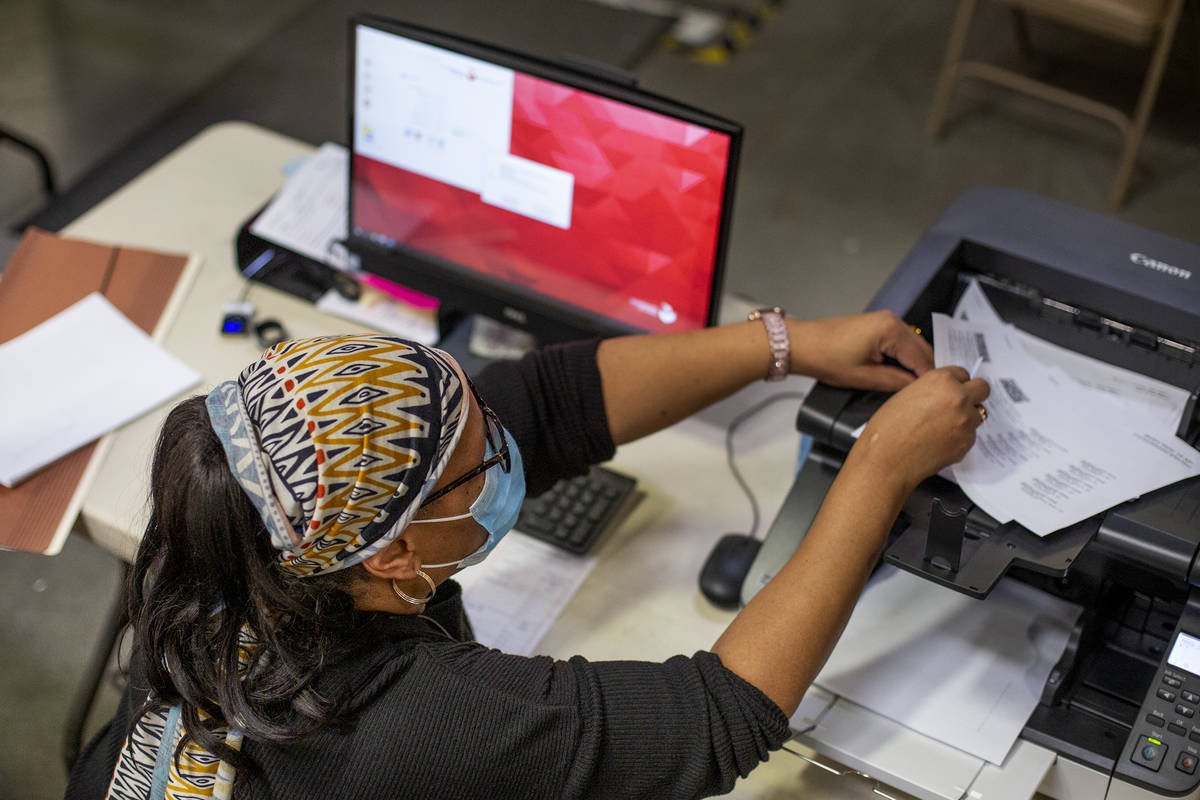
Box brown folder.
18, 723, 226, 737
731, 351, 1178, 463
0, 227, 189, 554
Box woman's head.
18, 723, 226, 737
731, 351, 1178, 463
205, 335, 471, 577
129, 334, 523, 762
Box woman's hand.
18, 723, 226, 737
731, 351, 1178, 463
788, 310, 934, 391
848, 366, 991, 494
714, 365, 989, 717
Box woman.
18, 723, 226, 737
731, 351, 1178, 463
67, 309, 988, 799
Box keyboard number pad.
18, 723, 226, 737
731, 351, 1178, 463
517, 466, 638, 555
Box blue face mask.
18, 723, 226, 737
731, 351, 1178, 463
413, 426, 525, 569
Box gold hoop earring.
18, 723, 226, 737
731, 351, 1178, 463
391, 569, 437, 605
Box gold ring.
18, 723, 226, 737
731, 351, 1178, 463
977, 405, 988, 422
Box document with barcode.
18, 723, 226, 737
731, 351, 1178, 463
454, 531, 596, 655
928, 282, 1200, 535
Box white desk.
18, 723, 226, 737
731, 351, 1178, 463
63, 121, 916, 799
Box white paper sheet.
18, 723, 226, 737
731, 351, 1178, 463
0, 293, 201, 487
453, 531, 597, 656
1016, 332, 1189, 432
932, 312, 1200, 534
314, 289, 439, 345
953, 279, 1190, 431
814, 565, 1082, 765
951, 278, 1005, 326
249, 142, 351, 268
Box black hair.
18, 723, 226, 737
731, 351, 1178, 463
129, 395, 366, 772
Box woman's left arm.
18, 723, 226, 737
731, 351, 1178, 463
596, 310, 934, 445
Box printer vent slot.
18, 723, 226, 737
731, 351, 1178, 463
1102, 588, 1180, 663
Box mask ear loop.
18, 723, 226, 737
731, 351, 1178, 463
391, 569, 437, 605
409, 511, 473, 524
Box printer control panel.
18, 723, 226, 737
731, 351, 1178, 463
1117, 610, 1200, 794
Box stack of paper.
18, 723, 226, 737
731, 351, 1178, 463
933, 279, 1199, 535
315, 289, 438, 345
250, 142, 353, 269
0, 293, 201, 488
249, 142, 440, 345
815, 565, 1082, 765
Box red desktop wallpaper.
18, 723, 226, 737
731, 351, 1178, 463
352, 73, 732, 333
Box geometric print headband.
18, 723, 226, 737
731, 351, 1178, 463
205, 334, 468, 577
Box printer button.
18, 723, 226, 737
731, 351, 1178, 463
1169, 723, 1189, 736
1159, 688, 1178, 702
1164, 676, 1183, 689
1183, 690, 1200, 704
1147, 714, 1166, 727
1134, 736, 1168, 771
1179, 705, 1197, 718
1190, 727, 1200, 743
1178, 753, 1198, 775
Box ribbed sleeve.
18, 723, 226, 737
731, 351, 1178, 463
473, 339, 615, 496
554, 651, 791, 798
70, 608, 791, 799
231, 643, 789, 800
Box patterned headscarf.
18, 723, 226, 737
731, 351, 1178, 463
104, 335, 469, 800
205, 334, 468, 576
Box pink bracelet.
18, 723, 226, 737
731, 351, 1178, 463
747, 307, 789, 381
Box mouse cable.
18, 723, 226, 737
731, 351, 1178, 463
726, 391, 807, 541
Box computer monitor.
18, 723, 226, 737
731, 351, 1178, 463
346, 15, 742, 344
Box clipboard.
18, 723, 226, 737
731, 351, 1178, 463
0, 227, 194, 554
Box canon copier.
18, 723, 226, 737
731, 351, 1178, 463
745, 186, 1200, 800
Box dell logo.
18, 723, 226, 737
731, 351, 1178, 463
1131, 252, 1191, 280
503, 307, 527, 324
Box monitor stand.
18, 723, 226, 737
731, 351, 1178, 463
467, 316, 537, 360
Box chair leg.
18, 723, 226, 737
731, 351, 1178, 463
1110, 0, 1187, 208
0, 125, 58, 198
1012, 8, 1036, 60
1191, 0, 1200, 100
927, 0, 979, 139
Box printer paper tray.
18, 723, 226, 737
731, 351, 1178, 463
791, 687, 1200, 799
790, 685, 1064, 800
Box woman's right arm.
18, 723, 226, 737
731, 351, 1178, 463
711, 365, 989, 716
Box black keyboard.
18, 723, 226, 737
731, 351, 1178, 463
517, 466, 638, 554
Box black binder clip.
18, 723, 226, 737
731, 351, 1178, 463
1176, 387, 1200, 451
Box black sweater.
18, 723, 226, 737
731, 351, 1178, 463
66, 340, 791, 799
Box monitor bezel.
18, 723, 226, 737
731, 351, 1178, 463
345, 14, 743, 344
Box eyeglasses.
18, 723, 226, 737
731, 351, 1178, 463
420, 380, 510, 508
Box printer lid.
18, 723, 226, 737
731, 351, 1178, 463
869, 186, 1200, 350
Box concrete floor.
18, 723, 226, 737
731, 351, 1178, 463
1, 0, 1198, 797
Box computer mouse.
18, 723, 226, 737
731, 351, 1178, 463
699, 533, 762, 610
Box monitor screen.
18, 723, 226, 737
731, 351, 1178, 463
347, 16, 741, 343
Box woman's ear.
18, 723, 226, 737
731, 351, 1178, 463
360, 536, 419, 581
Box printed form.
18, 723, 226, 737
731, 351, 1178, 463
250, 142, 352, 268
454, 531, 597, 656
932, 280, 1199, 535
815, 565, 1082, 765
